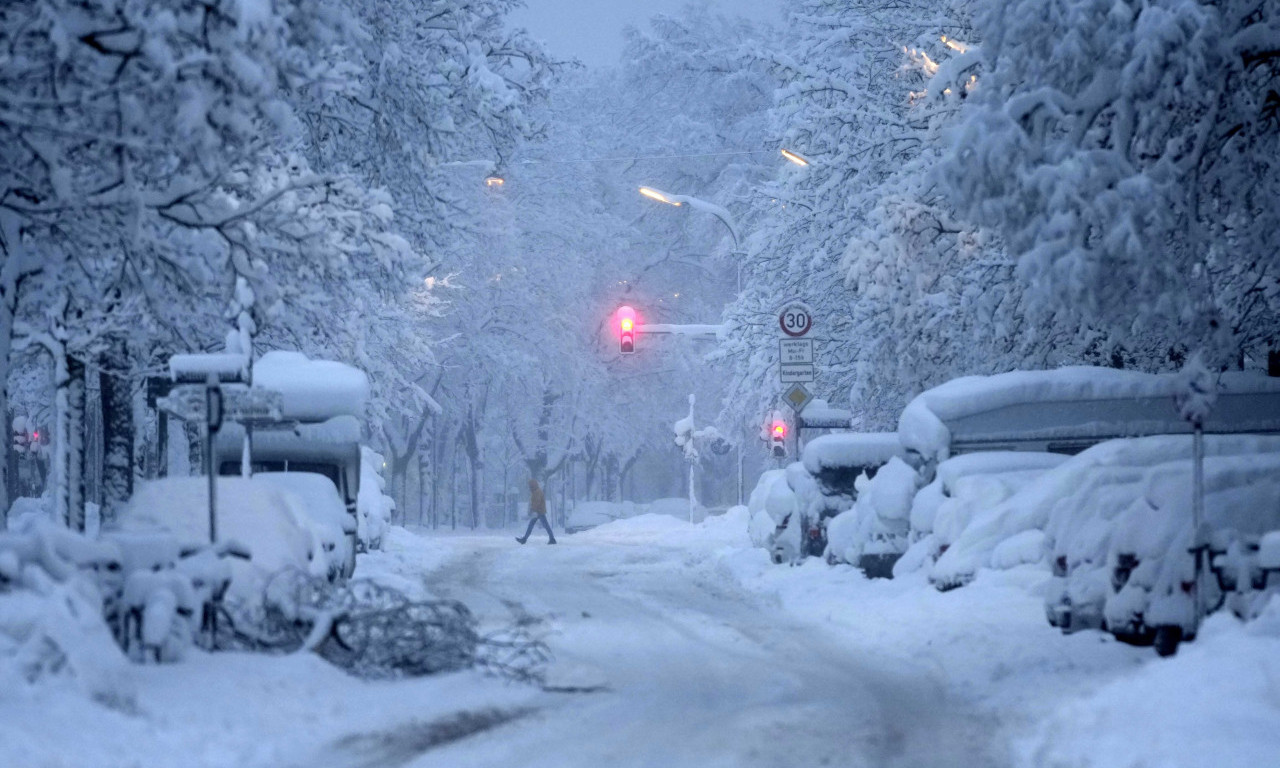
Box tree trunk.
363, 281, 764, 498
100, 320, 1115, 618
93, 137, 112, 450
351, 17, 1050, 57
66, 356, 87, 531
100, 344, 134, 520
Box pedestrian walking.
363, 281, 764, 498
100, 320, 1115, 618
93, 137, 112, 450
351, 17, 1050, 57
516, 477, 556, 545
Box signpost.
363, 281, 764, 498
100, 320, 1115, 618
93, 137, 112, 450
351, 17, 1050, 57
777, 302, 815, 383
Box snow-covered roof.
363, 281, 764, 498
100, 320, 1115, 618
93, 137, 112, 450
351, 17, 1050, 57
802, 432, 905, 475
800, 398, 853, 428
252, 351, 369, 422
169, 352, 250, 383
898, 367, 1280, 461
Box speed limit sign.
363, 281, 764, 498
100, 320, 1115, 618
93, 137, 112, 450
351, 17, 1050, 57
777, 301, 814, 338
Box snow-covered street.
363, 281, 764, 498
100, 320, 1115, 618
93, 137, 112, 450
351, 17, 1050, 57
8, 510, 1280, 767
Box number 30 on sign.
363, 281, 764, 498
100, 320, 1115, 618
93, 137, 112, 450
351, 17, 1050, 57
777, 301, 814, 338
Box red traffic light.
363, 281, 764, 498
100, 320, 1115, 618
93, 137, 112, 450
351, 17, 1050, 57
616, 305, 637, 354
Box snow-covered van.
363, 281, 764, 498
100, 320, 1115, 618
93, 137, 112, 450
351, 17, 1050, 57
898, 367, 1280, 468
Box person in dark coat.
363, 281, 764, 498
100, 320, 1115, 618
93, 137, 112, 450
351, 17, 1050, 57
516, 477, 556, 544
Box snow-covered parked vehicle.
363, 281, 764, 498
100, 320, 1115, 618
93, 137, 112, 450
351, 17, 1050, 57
758, 433, 910, 568
894, 451, 1066, 582
1102, 449, 1280, 653
357, 447, 395, 551
252, 472, 355, 581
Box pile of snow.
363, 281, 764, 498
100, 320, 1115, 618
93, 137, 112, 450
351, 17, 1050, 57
1023, 600, 1280, 767
895, 452, 1067, 579
898, 367, 1280, 464
824, 456, 920, 571
565, 500, 644, 533
116, 477, 325, 601
252, 351, 370, 422
0, 519, 133, 701
357, 447, 395, 550
933, 435, 1280, 590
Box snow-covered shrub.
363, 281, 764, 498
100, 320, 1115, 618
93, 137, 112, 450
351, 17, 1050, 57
358, 447, 394, 550
0, 520, 133, 702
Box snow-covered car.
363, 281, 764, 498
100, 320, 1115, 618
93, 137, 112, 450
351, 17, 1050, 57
757, 435, 911, 565
253, 472, 356, 580
894, 451, 1066, 582
114, 476, 329, 601
1101, 451, 1280, 653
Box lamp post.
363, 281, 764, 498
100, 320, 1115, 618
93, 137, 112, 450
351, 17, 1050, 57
640, 185, 747, 505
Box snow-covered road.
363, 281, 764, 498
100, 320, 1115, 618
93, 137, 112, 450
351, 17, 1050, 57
15, 511, 1276, 768
386, 526, 1002, 768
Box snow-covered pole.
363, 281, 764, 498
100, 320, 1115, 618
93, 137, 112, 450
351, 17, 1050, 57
686, 395, 697, 523
1177, 354, 1217, 633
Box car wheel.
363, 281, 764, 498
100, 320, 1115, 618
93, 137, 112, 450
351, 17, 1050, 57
1153, 625, 1183, 657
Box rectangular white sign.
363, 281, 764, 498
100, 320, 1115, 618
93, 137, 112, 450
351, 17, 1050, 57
779, 339, 814, 365
780, 363, 815, 383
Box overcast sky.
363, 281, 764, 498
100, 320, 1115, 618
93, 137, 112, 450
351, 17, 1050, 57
508, 0, 782, 68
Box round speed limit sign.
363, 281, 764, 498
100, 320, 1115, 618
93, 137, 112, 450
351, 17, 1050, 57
778, 301, 814, 337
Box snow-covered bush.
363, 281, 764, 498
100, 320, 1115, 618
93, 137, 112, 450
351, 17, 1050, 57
358, 447, 394, 550
0, 519, 133, 701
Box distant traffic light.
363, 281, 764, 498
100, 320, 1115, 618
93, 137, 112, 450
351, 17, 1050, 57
617, 305, 637, 354
770, 418, 787, 458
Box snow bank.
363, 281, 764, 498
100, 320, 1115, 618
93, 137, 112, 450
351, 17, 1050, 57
252, 351, 370, 422
1022, 601, 1280, 768
0, 520, 133, 702
899, 367, 1280, 462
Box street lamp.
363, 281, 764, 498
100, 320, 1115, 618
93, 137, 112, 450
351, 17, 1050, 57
639, 184, 747, 505
780, 148, 810, 167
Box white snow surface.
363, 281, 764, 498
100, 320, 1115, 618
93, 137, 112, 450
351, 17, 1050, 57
898, 366, 1280, 462
801, 431, 904, 475
251, 350, 370, 422
2, 510, 1276, 767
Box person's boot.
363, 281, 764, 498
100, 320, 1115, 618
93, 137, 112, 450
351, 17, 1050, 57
548, 538, 557, 545
515, 536, 527, 545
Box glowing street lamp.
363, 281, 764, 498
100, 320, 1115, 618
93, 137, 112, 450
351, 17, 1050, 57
639, 186, 680, 206
780, 148, 810, 167
484, 175, 505, 187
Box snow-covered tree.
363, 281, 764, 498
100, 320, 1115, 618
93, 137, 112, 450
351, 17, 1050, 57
939, 0, 1280, 369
